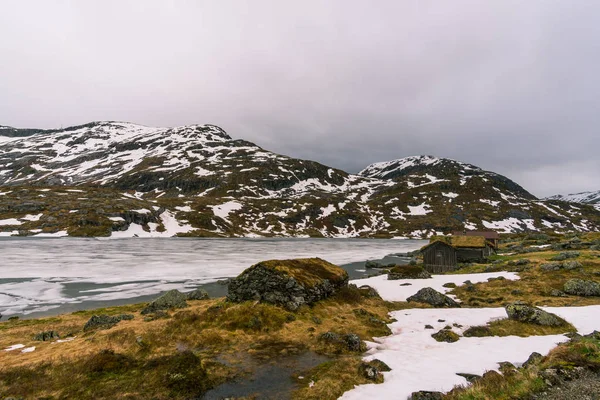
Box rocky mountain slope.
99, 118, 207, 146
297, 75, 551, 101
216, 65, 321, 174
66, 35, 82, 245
547, 191, 600, 206
1, 123, 599, 238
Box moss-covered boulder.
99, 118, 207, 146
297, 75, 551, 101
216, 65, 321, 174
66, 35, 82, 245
431, 329, 460, 343
186, 288, 210, 301
387, 265, 431, 280
33, 330, 60, 341
227, 258, 349, 311
141, 290, 188, 315
563, 279, 600, 297
407, 287, 460, 308
505, 303, 566, 326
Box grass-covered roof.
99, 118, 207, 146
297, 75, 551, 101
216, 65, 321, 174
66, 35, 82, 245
425, 235, 490, 249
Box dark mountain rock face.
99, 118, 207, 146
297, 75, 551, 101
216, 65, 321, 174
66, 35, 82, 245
1, 122, 599, 238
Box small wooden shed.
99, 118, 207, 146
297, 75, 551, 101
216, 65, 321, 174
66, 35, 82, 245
421, 235, 495, 273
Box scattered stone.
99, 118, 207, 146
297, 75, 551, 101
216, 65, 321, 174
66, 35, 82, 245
358, 362, 382, 382
523, 352, 543, 368
143, 310, 170, 322
141, 289, 188, 315
318, 331, 365, 352
442, 282, 457, 288
357, 285, 382, 299
498, 361, 517, 374
286, 314, 297, 322
563, 279, 600, 297
456, 372, 481, 383
511, 289, 523, 295
463, 325, 492, 337
368, 359, 391, 372
452, 323, 463, 328
505, 303, 566, 326
311, 316, 322, 325
84, 314, 134, 331
407, 287, 460, 308
227, 258, 348, 311
33, 330, 60, 341
551, 251, 580, 261
409, 391, 443, 400
550, 289, 567, 297
431, 329, 460, 343
563, 261, 583, 270
438, 319, 446, 322
400, 283, 412, 286
488, 276, 506, 282
387, 265, 431, 280
424, 324, 434, 329
186, 288, 209, 301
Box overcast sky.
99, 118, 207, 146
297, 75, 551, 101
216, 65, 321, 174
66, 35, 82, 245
1, 1, 599, 197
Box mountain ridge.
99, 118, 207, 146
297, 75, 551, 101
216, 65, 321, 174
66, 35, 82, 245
1, 122, 599, 238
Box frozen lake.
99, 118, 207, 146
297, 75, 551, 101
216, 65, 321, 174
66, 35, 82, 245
0, 237, 425, 318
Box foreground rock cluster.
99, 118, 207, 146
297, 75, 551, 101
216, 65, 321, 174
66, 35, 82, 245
227, 258, 349, 310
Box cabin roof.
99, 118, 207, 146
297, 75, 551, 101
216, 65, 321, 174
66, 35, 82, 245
451, 230, 500, 240
421, 235, 491, 251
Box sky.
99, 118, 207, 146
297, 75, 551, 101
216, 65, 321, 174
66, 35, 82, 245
1, 1, 599, 198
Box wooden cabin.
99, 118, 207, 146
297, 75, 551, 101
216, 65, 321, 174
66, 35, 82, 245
421, 235, 495, 273
452, 230, 500, 249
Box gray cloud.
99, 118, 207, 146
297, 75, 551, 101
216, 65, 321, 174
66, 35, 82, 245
1, 1, 599, 197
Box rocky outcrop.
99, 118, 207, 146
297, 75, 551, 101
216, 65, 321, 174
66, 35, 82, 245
407, 287, 460, 308
83, 314, 134, 331
387, 265, 431, 280
505, 303, 565, 326
563, 279, 600, 296
409, 391, 443, 400
141, 289, 189, 315
227, 258, 348, 311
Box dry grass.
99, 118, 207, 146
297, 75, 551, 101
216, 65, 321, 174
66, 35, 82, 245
0, 288, 393, 399
465, 318, 575, 338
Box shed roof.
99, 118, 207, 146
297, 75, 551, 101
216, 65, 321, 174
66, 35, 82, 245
451, 230, 500, 240
421, 235, 491, 251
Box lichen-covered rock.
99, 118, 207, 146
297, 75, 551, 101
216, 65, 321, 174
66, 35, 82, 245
84, 314, 134, 331
357, 285, 382, 299
318, 331, 366, 352
407, 287, 460, 308
358, 362, 382, 381
227, 258, 348, 311
387, 265, 431, 280
431, 329, 460, 343
563, 279, 600, 297
505, 303, 565, 326
523, 352, 543, 368
186, 288, 210, 301
551, 251, 580, 261
409, 391, 443, 400
33, 330, 60, 341
141, 289, 188, 314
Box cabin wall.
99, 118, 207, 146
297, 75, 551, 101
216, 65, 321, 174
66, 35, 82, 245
423, 242, 457, 273
457, 248, 485, 263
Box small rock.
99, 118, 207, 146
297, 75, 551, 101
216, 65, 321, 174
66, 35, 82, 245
400, 283, 412, 286
311, 316, 322, 325
505, 303, 565, 326
438, 319, 446, 322
409, 391, 443, 400
368, 359, 391, 372
550, 289, 567, 297
33, 330, 60, 341
523, 352, 543, 368
511, 289, 523, 295
186, 288, 209, 301
387, 265, 432, 280
357, 285, 382, 299
407, 287, 460, 308
343, 333, 365, 352
141, 289, 188, 314
358, 362, 381, 381
84, 314, 134, 331
442, 282, 457, 288
424, 324, 434, 329
431, 329, 460, 343
456, 372, 481, 383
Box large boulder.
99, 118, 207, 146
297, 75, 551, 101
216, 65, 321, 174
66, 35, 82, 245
563, 279, 600, 297
141, 289, 189, 315
186, 288, 210, 301
407, 287, 460, 308
387, 265, 431, 280
227, 258, 349, 310
505, 303, 565, 326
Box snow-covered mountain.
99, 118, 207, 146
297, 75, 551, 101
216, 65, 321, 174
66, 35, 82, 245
1, 122, 599, 238
546, 191, 600, 205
